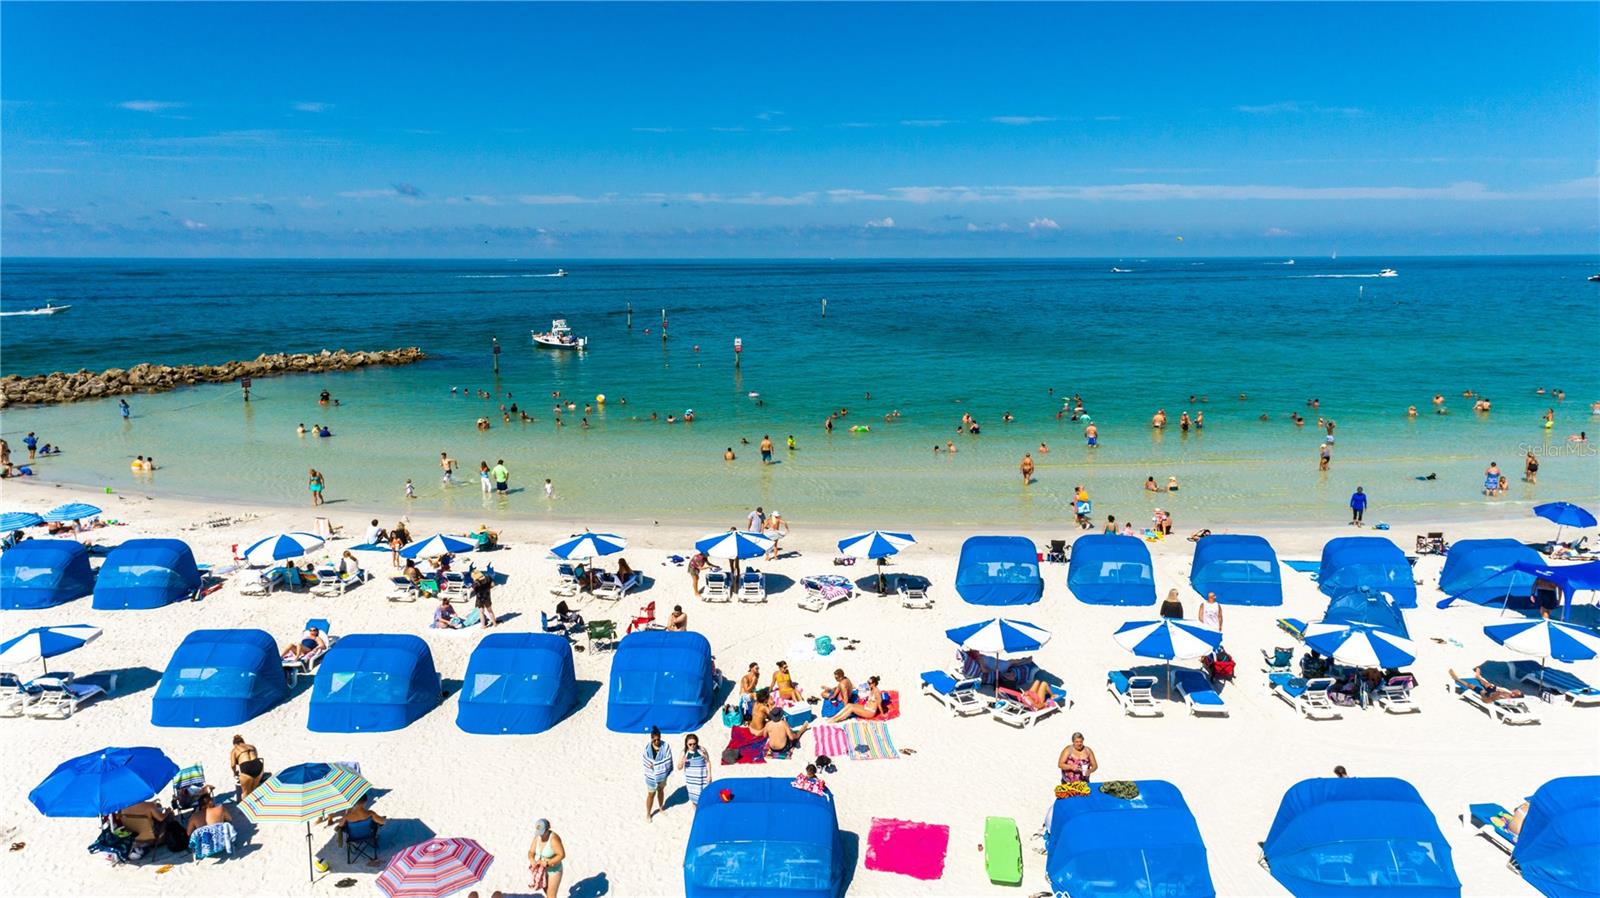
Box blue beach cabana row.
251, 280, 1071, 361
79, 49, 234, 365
1322, 587, 1410, 637
457, 632, 576, 735
1319, 537, 1416, 608
152, 629, 288, 728
1503, 776, 1600, 898
93, 539, 201, 610
1046, 779, 1215, 898
683, 776, 842, 898
1438, 539, 1541, 607
307, 634, 440, 733
0, 540, 95, 609
956, 536, 1043, 605
1067, 535, 1155, 606
1190, 534, 1283, 606
606, 630, 719, 733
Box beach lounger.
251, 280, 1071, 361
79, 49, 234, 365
1376, 675, 1420, 714
1172, 668, 1229, 717
239, 567, 285, 597
283, 619, 335, 684
26, 672, 114, 719
919, 670, 987, 717
738, 569, 768, 603
1262, 646, 1295, 674
387, 576, 421, 603
1276, 618, 1307, 641
1447, 678, 1540, 725
1466, 802, 1518, 854
984, 817, 1023, 885
992, 686, 1064, 728
1507, 660, 1600, 706
311, 569, 365, 597
898, 574, 933, 609
701, 570, 733, 602
594, 571, 642, 602
1106, 671, 1163, 717
798, 574, 852, 612
1269, 674, 1343, 720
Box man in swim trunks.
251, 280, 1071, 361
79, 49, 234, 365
1084, 423, 1097, 446
492, 459, 509, 493
440, 451, 457, 485
760, 435, 774, 464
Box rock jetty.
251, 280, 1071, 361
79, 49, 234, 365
0, 347, 427, 407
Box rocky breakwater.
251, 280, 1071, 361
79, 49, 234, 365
0, 347, 427, 407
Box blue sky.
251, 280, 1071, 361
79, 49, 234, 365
3, 2, 1596, 257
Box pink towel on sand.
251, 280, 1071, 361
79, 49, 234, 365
812, 723, 850, 759
865, 817, 950, 880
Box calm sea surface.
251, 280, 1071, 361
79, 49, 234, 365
2, 257, 1596, 528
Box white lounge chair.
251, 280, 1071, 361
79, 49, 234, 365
312, 569, 365, 597
1269, 675, 1342, 720
898, 575, 933, 610
1465, 802, 1519, 854
701, 570, 733, 602
1106, 671, 1163, 717
798, 575, 852, 612
388, 576, 421, 603
1506, 660, 1600, 706
550, 564, 582, 598
992, 685, 1068, 728
0, 671, 34, 717
26, 673, 114, 719
1171, 668, 1229, 717
1448, 677, 1540, 725
594, 572, 641, 602
1376, 675, 1420, 714
737, 569, 768, 603
282, 619, 336, 685
239, 567, 284, 597
919, 670, 987, 717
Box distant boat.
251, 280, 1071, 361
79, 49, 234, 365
1284, 259, 1295, 265
1588, 274, 1600, 282
553, 268, 568, 277
1110, 267, 1132, 273
1378, 268, 1398, 278
0, 302, 71, 317
531, 318, 587, 350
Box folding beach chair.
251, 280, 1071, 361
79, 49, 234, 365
1376, 675, 1420, 714
343, 817, 380, 864
1416, 532, 1449, 555
737, 569, 768, 603
1261, 646, 1295, 674
626, 601, 658, 634
171, 765, 213, 812
1106, 671, 1163, 717
918, 670, 987, 717
701, 570, 733, 602
1044, 539, 1069, 564
586, 620, 618, 653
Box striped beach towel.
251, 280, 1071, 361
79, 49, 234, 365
848, 720, 899, 760
812, 723, 850, 759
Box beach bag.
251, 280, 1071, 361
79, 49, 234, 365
530, 863, 547, 892
720, 747, 741, 765
721, 706, 743, 727
814, 635, 835, 656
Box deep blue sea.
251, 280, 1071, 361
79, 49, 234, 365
2, 256, 1596, 527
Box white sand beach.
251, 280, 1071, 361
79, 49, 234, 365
0, 480, 1594, 897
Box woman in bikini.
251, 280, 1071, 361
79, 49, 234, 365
528, 818, 565, 897
771, 660, 803, 701
230, 735, 264, 799
829, 676, 884, 722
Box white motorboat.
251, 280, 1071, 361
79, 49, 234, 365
553, 268, 568, 277
1588, 274, 1599, 282
1378, 268, 1398, 278
1111, 267, 1132, 273
0, 302, 71, 317
531, 318, 587, 350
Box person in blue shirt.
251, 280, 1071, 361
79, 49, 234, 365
22, 432, 37, 459
119, 399, 130, 419
1349, 486, 1368, 526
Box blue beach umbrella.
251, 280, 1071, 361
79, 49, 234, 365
946, 618, 1051, 660
1533, 501, 1598, 545
0, 511, 43, 531
42, 502, 101, 523
1303, 622, 1417, 668
399, 534, 476, 559
1485, 619, 1600, 664
0, 624, 102, 673
837, 530, 916, 559
694, 530, 773, 560
29, 746, 178, 817
1113, 619, 1223, 661
550, 532, 627, 560
242, 531, 325, 566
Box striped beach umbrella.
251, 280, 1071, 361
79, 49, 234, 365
29, 746, 178, 817
1303, 622, 1417, 668
694, 530, 773, 560
241, 762, 372, 882
0, 624, 101, 674
1113, 619, 1223, 661
242, 531, 325, 566
0, 511, 43, 531
399, 534, 476, 559
376, 837, 494, 898
836, 530, 916, 559
946, 618, 1052, 660
550, 532, 627, 559
1485, 619, 1600, 664
42, 502, 101, 522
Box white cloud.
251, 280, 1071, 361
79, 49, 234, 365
182, 219, 208, 230
119, 100, 185, 113
1028, 217, 1061, 230
838, 122, 876, 129
1093, 115, 1124, 122
1235, 101, 1365, 117
632, 126, 680, 133
864, 216, 896, 228
990, 115, 1056, 125
710, 126, 748, 133
899, 119, 951, 127
872, 179, 1590, 203
1263, 227, 1295, 237
826, 189, 888, 202
755, 110, 784, 121
292, 101, 331, 113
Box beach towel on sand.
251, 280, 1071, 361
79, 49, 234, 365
722, 726, 768, 765
866, 817, 950, 880
848, 720, 899, 760
812, 724, 850, 759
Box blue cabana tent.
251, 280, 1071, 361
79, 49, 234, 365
151, 629, 288, 728
1506, 560, 1600, 622
92, 539, 201, 610
1067, 535, 1156, 606
1046, 779, 1216, 898
606, 630, 718, 733
1512, 775, 1600, 898
0, 540, 94, 610
1438, 539, 1541, 607
683, 776, 841, 898
1321, 587, 1410, 637
956, 536, 1043, 605
1264, 777, 1461, 898
1318, 537, 1416, 608
307, 634, 440, 733
1190, 534, 1283, 606
457, 632, 576, 735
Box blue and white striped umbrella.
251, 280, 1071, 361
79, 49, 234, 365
399, 534, 477, 559
837, 530, 916, 559
946, 618, 1051, 660
1113, 619, 1223, 661
0, 511, 43, 531
0, 624, 102, 672
242, 532, 325, 566
1485, 619, 1600, 664
42, 503, 101, 522
694, 530, 774, 561
550, 532, 627, 559
1303, 622, 1417, 668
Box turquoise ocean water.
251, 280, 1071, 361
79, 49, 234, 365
2, 257, 1596, 528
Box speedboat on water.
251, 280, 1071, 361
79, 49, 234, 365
531, 318, 587, 350
1588, 274, 1599, 282
554, 268, 568, 277
0, 302, 71, 317
1111, 267, 1132, 273
1378, 268, 1398, 277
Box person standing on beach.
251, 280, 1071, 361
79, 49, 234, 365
680, 733, 713, 806
687, 551, 709, 597
492, 459, 510, 494
1349, 487, 1367, 526
544, 478, 555, 499
1020, 453, 1034, 486
24, 432, 38, 460
643, 727, 674, 821
1198, 591, 1224, 631
440, 452, 457, 486
527, 818, 565, 897
230, 735, 264, 799
308, 469, 325, 506
1058, 732, 1098, 784
747, 506, 764, 532
119, 399, 130, 420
